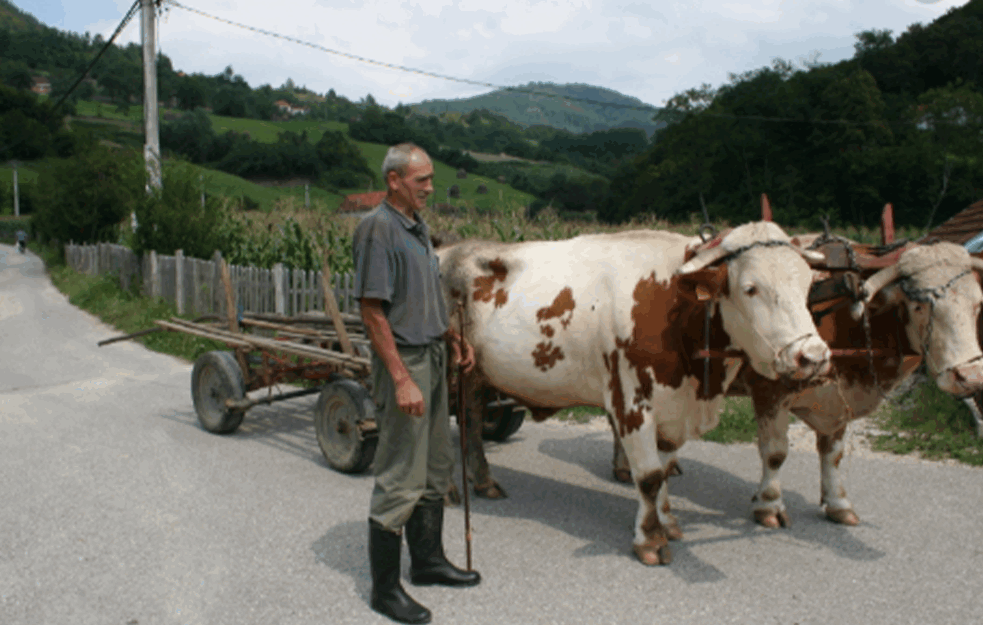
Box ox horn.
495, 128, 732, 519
676, 245, 729, 275
860, 263, 904, 304
796, 247, 826, 265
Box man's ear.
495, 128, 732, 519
676, 265, 728, 303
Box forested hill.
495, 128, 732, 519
600, 0, 983, 230
0, 0, 43, 32
411, 82, 663, 136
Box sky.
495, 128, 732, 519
13, 0, 972, 108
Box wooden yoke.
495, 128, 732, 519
761, 193, 772, 222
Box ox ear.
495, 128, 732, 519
676, 266, 728, 303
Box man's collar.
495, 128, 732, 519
382, 199, 426, 233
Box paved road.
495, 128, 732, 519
2, 244, 982, 625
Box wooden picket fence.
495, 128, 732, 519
64, 242, 357, 318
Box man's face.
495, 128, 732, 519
387, 150, 434, 215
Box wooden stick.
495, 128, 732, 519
220, 258, 237, 333
162, 318, 370, 371
457, 305, 473, 571
321, 253, 355, 356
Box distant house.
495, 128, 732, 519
339, 191, 386, 213
31, 76, 51, 95
274, 99, 310, 116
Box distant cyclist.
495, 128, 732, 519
15, 229, 27, 254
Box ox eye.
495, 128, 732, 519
743, 285, 758, 297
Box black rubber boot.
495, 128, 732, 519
405, 500, 481, 587
368, 520, 432, 624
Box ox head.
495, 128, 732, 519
677, 221, 831, 382
856, 243, 983, 397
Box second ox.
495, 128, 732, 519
438, 222, 831, 565
603, 238, 983, 528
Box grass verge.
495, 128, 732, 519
40, 244, 227, 364
872, 381, 983, 466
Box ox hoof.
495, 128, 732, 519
665, 523, 684, 542
667, 463, 683, 477
825, 507, 860, 526
754, 509, 792, 529
613, 468, 632, 483
633, 541, 673, 566
474, 480, 508, 500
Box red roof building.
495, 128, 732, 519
339, 191, 386, 213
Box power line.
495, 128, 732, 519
162, 0, 660, 114
0, 1, 142, 157
51, 0, 143, 113
161, 0, 969, 132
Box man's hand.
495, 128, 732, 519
448, 331, 476, 374
395, 376, 426, 417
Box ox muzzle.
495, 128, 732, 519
936, 356, 983, 398
774, 334, 832, 382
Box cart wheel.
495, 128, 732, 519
482, 403, 525, 442
191, 351, 247, 434
315, 380, 377, 473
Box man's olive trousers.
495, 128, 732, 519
369, 340, 453, 532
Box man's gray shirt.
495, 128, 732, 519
353, 200, 450, 346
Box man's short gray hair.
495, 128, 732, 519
382, 143, 428, 177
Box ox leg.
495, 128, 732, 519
606, 413, 632, 483
817, 427, 859, 526
466, 379, 508, 499
751, 403, 792, 529
620, 423, 678, 566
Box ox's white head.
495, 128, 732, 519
676, 222, 831, 381
856, 243, 983, 397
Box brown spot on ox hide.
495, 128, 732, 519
637, 469, 665, 505
540, 324, 555, 338
536, 287, 575, 329
656, 427, 679, 452
531, 341, 565, 372
472, 258, 509, 308
605, 349, 643, 438
768, 452, 786, 470
606, 269, 732, 439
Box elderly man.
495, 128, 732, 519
353, 143, 480, 625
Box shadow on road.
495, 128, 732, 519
312, 520, 371, 601
162, 395, 332, 469
455, 429, 884, 584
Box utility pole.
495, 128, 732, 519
141, 0, 161, 193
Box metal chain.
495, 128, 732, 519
897, 269, 971, 370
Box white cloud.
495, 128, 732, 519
27, 0, 964, 108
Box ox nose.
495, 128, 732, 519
950, 360, 983, 395
790, 342, 831, 380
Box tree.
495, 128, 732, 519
915, 81, 983, 230
315, 130, 376, 188
133, 162, 242, 259
31, 146, 142, 244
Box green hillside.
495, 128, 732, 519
205, 113, 536, 211
411, 82, 663, 136
60, 103, 537, 213
0, 0, 44, 32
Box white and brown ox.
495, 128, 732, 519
439, 222, 832, 565
603, 239, 983, 526
736, 240, 983, 528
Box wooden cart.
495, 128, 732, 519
136, 311, 525, 473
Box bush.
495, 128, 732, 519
133, 161, 247, 259
31, 146, 143, 245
